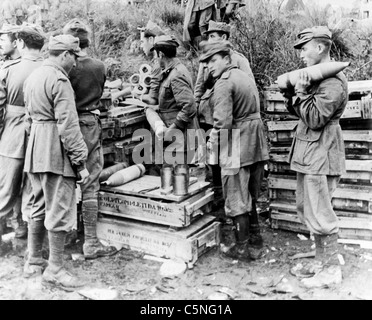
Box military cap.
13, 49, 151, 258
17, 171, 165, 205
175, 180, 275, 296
138, 20, 165, 38
150, 35, 179, 51
18, 23, 45, 38
204, 21, 231, 36
48, 35, 86, 57
63, 19, 90, 47
0, 24, 20, 35
199, 40, 232, 63
294, 26, 332, 49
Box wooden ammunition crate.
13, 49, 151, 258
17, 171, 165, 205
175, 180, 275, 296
268, 175, 372, 214
263, 86, 288, 114
99, 175, 213, 228
114, 116, 146, 139
267, 121, 297, 144
101, 118, 116, 141
271, 211, 372, 241
97, 214, 221, 267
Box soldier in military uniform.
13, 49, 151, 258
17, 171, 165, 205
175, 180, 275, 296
216, 0, 245, 23
0, 25, 36, 254
63, 19, 117, 260
23, 35, 89, 290
195, 21, 263, 252
148, 35, 199, 169
183, 0, 217, 53
200, 41, 269, 262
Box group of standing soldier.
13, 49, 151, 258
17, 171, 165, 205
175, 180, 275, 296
0, 13, 348, 291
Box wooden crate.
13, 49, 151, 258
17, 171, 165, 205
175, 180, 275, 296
271, 211, 372, 241
99, 187, 214, 228
96, 214, 221, 267
268, 175, 372, 214
267, 121, 297, 144
101, 118, 116, 141
114, 116, 146, 139
342, 160, 372, 185
343, 131, 372, 159
99, 175, 213, 228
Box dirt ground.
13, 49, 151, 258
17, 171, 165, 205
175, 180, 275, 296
1, 186, 372, 301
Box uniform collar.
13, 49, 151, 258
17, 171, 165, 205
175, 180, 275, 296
161, 58, 181, 78
22, 52, 44, 62
43, 59, 69, 77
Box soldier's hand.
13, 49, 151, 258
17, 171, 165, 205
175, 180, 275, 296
295, 70, 311, 94
77, 168, 90, 185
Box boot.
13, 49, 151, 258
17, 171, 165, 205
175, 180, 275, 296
11, 201, 28, 239
300, 233, 342, 289
248, 201, 263, 249
82, 200, 117, 259
223, 214, 252, 262
42, 231, 86, 291
0, 220, 12, 257
23, 219, 48, 278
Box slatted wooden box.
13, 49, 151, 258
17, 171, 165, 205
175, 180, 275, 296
97, 214, 221, 267
99, 175, 213, 228
267, 121, 297, 145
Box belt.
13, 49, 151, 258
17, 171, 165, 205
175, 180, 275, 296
33, 120, 57, 124
329, 120, 340, 125
234, 112, 261, 124
6, 104, 24, 115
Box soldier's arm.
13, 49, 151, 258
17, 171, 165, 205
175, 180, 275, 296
0, 69, 8, 137
293, 78, 346, 130
53, 77, 88, 171
171, 72, 197, 130
194, 63, 207, 106
209, 78, 233, 144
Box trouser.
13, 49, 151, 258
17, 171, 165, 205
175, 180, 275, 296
199, 123, 221, 188
0, 155, 27, 224
28, 172, 76, 232
296, 173, 340, 235
221, 162, 265, 218
78, 113, 104, 240
188, 5, 216, 40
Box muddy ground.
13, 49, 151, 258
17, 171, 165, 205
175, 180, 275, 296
1, 184, 372, 301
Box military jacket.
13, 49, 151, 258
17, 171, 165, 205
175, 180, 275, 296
284, 73, 348, 175
24, 59, 88, 178
210, 66, 269, 169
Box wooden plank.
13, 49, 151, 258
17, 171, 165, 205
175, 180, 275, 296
343, 130, 372, 142
348, 80, 372, 94
269, 153, 290, 163
99, 188, 214, 228
341, 100, 363, 119
270, 201, 297, 214
268, 175, 297, 190
267, 121, 298, 132
345, 160, 372, 172
338, 239, 372, 249
96, 215, 220, 265
100, 175, 211, 203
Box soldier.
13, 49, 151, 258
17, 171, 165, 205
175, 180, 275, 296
148, 35, 199, 170
183, 0, 217, 53
63, 19, 117, 260
195, 21, 262, 251
0, 24, 21, 65
216, 0, 245, 23
281, 26, 348, 288
0, 25, 38, 255
23, 35, 89, 290
199, 41, 269, 261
